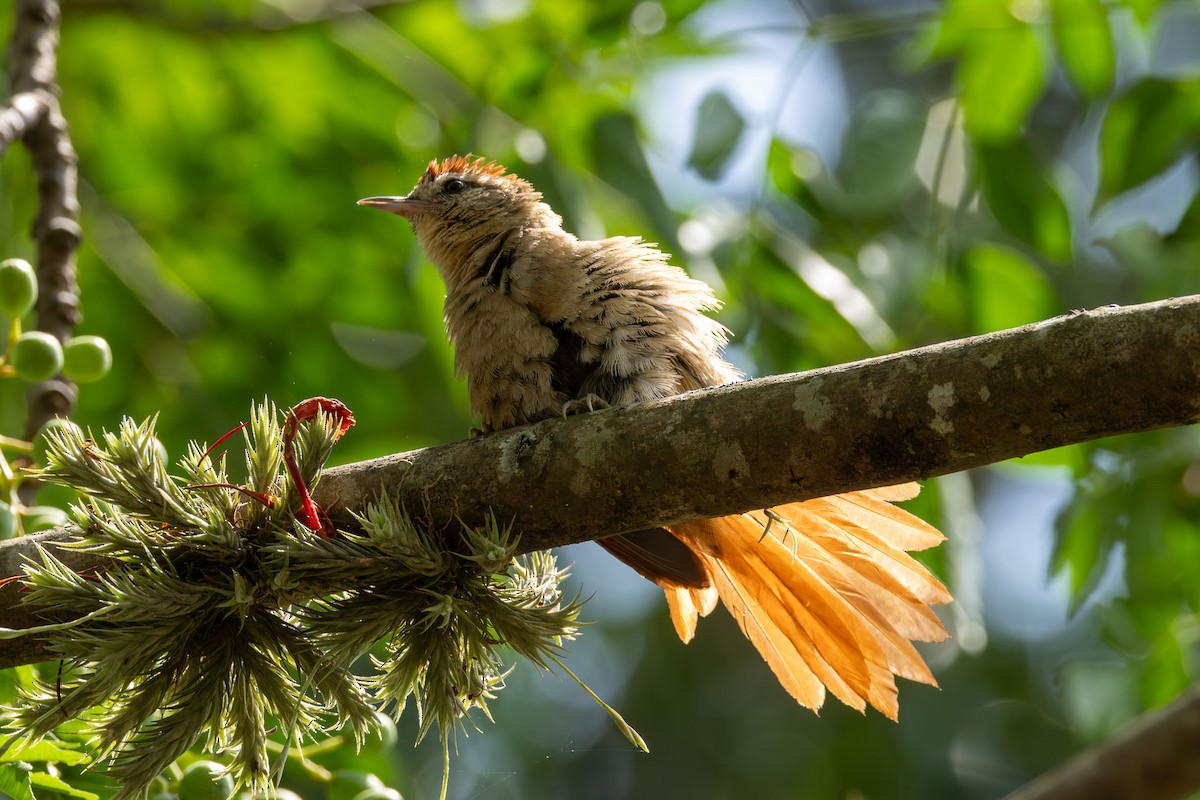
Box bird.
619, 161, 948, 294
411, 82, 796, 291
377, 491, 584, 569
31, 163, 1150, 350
359, 155, 951, 719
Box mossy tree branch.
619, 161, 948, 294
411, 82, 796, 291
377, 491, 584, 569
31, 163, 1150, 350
1, 294, 1198, 671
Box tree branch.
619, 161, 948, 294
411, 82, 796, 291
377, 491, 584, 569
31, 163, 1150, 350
5, 0, 82, 447
1, 295, 1198, 668
1003, 685, 1200, 800
0, 90, 50, 157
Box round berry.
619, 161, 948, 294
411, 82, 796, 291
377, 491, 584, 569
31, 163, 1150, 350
0, 258, 37, 318
62, 335, 113, 383
10, 331, 63, 382
177, 761, 234, 800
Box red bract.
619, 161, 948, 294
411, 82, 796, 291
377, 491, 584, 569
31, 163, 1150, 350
284, 397, 355, 535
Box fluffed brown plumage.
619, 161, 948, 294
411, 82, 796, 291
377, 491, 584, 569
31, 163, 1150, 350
360, 155, 951, 718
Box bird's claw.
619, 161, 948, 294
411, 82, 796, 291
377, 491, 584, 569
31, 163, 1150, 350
561, 393, 610, 418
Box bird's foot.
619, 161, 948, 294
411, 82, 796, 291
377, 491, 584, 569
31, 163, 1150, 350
561, 393, 610, 418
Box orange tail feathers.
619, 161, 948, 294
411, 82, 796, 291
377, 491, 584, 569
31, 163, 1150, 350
665, 484, 951, 720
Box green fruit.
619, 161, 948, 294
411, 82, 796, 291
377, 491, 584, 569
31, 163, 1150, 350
10, 331, 63, 382
0, 258, 37, 318
177, 761, 234, 800
62, 335, 112, 383
350, 788, 403, 800
359, 713, 398, 754
328, 771, 384, 800
273, 790, 303, 800
33, 417, 83, 466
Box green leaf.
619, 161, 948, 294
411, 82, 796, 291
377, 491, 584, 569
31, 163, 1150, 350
0, 764, 34, 800
591, 112, 679, 248
766, 140, 830, 223
965, 243, 1054, 332
0, 663, 35, 698
0, 740, 88, 766
30, 771, 100, 800
1015, 443, 1087, 472
836, 90, 927, 216
1166, 190, 1200, 243
1052, 0, 1115, 96
686, 91, 745, 181
1099, 78, 1200, 201
1052, 488, 1116, 608
977, 143, 1073, 260
959, 14, 1048, 143
904, 0, 1008, 66
1124, 0, 1164, 26
1141, 635, 1189, 708
767, 138, 803, 197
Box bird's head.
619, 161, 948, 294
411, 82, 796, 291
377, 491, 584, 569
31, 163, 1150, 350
359, 156, 556, 274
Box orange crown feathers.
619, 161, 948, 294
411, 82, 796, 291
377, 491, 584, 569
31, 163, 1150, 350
421, 155, 509, 184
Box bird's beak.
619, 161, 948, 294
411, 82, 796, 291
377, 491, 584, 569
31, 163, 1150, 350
357, 195, 428, 220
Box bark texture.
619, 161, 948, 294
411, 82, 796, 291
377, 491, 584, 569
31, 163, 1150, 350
317, 295, 1200, 548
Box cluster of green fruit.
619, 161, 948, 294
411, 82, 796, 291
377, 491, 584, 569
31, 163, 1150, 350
0, 257, 111, 383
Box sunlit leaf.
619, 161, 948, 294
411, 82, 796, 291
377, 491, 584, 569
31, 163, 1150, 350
1125, 0, 1165, 26
29, 771, 99, 800
0, 765, 33, 800
965, 243, 1054, 332
922, 275, 970, 331
976, 143, 1073, 260
1052, 0, 1115, 96
687, 91, 745, 181
767, 138, 803, 197
1141, 635, 1189, 708
1016, 444, 1087, 473
766, 140, 831, 224
0, 740, 88, 766
902, 0, 1006, 67
1164, 518, 1200, 613
1099, 78, 1200, 201
959, 13, 1048, 143
733, 243, 864, 372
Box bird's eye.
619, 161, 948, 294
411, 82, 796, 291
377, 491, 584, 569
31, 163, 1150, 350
443, 178, 466, 194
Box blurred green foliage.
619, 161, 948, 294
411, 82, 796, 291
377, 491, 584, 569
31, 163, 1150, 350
1, 0, 1199, 798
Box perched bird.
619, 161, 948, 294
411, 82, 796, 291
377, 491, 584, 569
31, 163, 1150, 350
359, 155, 951, 719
